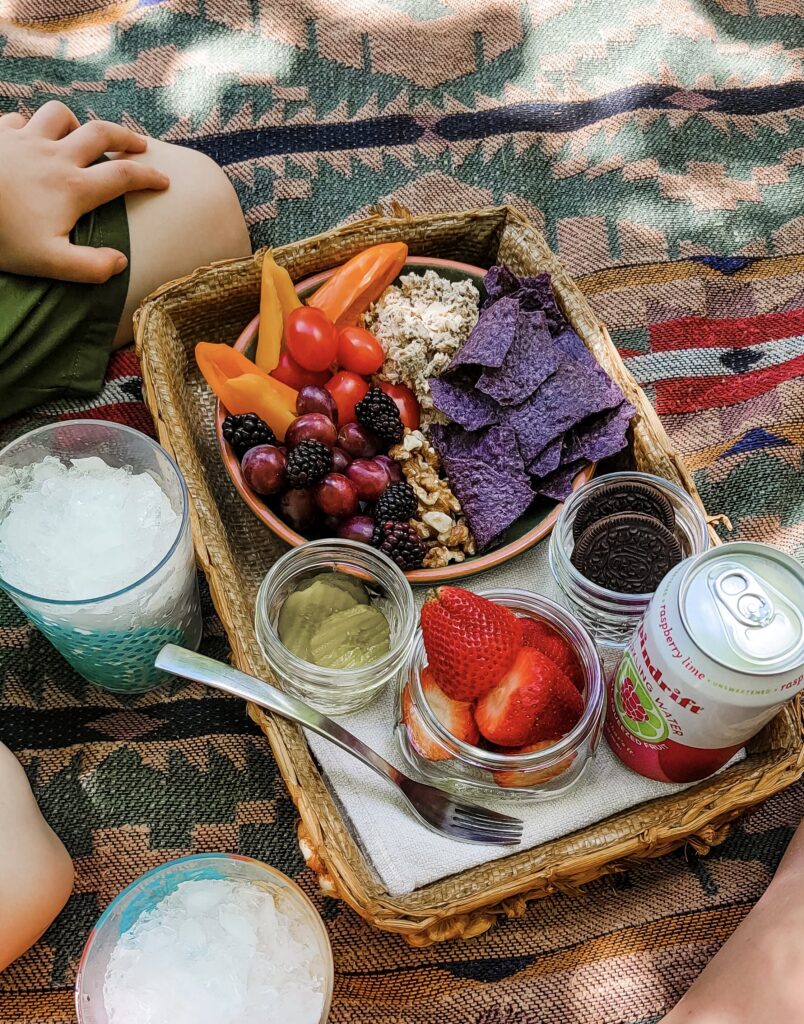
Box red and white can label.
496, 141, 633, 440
605, 641, 742, 783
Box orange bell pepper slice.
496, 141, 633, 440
224, 375, 296, 440
263, 251, 301, 322
196, 342, 297, 441
256, 261, 283, 373
307, 241, 408, 325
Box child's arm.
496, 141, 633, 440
0, 743, 74, 970
0, 101, 169, 284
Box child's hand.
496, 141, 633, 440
0, 102, 170, 283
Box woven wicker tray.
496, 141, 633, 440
135, 206, 804, 946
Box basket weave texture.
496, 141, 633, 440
135, 206, 804, 946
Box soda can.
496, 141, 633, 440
605, 541, 804, 783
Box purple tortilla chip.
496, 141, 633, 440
429, 422, 480, 463
506, 330, 625, 463
563, 401, 636, 464
429, 375, 501, 431
438, 426, 534, 549
535, 460, 585, 502
476, 310, 561, 407
527, 434, 565, 478
448, 296, 519, 371
483, 264, 520, 302
483, 266, 568, 336
554, 326, 591, 361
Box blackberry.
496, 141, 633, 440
375, 481, 417, 524
370, 519, 386, 548
355, 386, 404, 444
378, 521, 426, 571
222, 413, 276, 459
286, 440, 332, 488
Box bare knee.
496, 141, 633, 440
0, 746, 74, 970
114, 139, 251, 345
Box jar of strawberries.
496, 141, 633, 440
396, 588, 605, 799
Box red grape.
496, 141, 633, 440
314, 473, 359, 519
241, 445, 287, 495
330, 446, 352, 473
279, 488, 318, 532
296, 385, 339, 424
337, 515, 376, 545
374, 454, 403, 484
337, 422, 379, 459
286, 413, 337, 450
347, 459, 390, 502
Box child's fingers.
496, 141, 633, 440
25, 100, 80, 140
0, 112, 27, 131
63, 121, 148, 165
79, 159, 169, 209
44, 239, 128, 284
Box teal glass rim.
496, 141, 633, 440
0, 420, 190, 607
75, 852, 335, 1024
80, 852, 273, 940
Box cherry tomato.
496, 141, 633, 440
271, 350, 330, 391
337, 326, 384, 375
285, 306, 338, 372
379, 381, 421, 430
325, 371, 369, 425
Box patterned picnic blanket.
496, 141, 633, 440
1, 3, 803, 1022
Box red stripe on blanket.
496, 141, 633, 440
650, 308, 804, 352
654, 352, 804, 414
106, 349, 142, 380
57, 402, 156, 436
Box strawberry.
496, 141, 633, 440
494, 740, 575, 789
420, 587, 522, 701
519, 616, 585, 692
401, 668, 479, 761
401, 684, 450, 761
475, 648, 584, 747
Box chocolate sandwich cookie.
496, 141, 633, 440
571, 512, 682, 593
572, 479, 675, 541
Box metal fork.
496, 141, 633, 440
156, 645, 523, 846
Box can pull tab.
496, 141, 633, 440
707, 561, 803, 666
712, 568, 775, 627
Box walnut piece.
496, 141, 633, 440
389, 429, 476, 568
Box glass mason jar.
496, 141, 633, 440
549, 471, 711, 648
255, 539, 416, 714
0, 421, 202, 693
396, 589, 605, 800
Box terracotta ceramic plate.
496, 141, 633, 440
216, 256, 595, 584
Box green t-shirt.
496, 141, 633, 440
0, 193, 130, 419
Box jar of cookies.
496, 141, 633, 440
548, 471, 710, 647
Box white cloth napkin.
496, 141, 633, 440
306, 538, 742, 896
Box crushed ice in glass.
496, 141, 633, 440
0, 456, 179, 600
102, 878, 327, 1024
